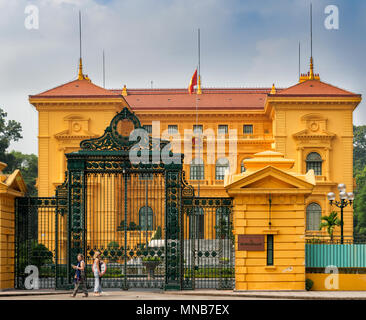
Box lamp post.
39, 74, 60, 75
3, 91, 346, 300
327, 183, 354, 244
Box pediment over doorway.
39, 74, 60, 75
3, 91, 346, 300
225, 166, 315, 195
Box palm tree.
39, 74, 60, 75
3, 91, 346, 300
319, 211, 341, 241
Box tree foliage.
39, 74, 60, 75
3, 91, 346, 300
354, 125, 366, 176
5, 151, 38, 196
0, 108, 22, 163
319, 211, 341, 241
353, 125, 366, 236
0, 108, 37, 196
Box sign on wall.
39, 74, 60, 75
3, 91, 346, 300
238, 234, 265, 251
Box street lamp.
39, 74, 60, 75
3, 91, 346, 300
327, 183, 354, 244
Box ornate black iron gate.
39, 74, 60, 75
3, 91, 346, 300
14, 186, 68, 289
15, 107, 234, 290
181, 177, 234, 290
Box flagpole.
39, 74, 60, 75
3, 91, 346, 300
196, 28, 200, 198
103, 50, 105, 88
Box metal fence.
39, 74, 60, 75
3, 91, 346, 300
182, 198, 234, 290
305, 233, 366, 274
306, 235, 366, 244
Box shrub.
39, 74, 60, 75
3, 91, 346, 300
142, 256, 161, 262
107, 241, 120, 262
152, 226, 162, 240
305, 278, 314, 291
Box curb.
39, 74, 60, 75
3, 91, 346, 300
0, 291, 70, 297
163, 291, 366, 300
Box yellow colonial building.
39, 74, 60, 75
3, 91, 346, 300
29, 59, 361, 240
8, 57, 358, 292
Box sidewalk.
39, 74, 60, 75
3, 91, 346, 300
2, 289, 366, 299
166, 290, 366, 300
0, 289, 69, 297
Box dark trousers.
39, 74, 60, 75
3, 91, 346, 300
72, 276, 88, 296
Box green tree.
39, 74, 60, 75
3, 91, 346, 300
353, 125, 366, 236
0, 108, 37, 196
354, 125, 366, 175
354, 167, 366, 235
151, 226, 162, 240
5, 151, 38, 196
0, 108, 22, 164
319, 211, 341, 241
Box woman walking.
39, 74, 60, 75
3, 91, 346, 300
92, 251, 102, 296
71, 253, 88, 297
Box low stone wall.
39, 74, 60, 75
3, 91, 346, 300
0, 163, 26, 290
307, 273, 366, 291
0, 195, 15, 290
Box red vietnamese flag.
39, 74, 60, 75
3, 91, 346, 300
188, 69, 198, 94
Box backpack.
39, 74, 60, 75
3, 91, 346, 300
99, 261, 107, 277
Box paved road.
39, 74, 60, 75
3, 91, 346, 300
0, 289, 274, 300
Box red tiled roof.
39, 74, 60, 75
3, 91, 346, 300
119, 88, 277, 110
29, 78, 360, 111
30, 79, 120, 98
274, 79, 359, 97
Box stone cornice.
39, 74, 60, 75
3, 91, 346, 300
293, 132, 336, 141
54, 134, 97, 141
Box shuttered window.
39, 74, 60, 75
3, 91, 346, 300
306, 152, 323, 176
143, 125, 152, 134
306, 202, 322, 231
243, 125, 253, 134
168, 125, 178, 134
267, 235, 274, 266
190, 158, 204, 180
218, 125, 228, 134
216, 158, 229, 180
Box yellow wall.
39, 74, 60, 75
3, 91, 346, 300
30, 83, 360, 237
267, 97, 360, 237
0, 194, 15, 290
233, 194, 307, 290
307, 273, 366, 291
0, 164, 26, 290
226, 155, 314, 290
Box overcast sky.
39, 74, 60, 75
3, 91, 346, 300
0, 0, 365, 155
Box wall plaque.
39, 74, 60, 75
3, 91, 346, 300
238, 234, 265, 251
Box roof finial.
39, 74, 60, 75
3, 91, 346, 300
197, 75, 202, 94
122, 84, 127, 96
270, 83, 276, 94
309, 56, 314, 80
78, 58, 84, 80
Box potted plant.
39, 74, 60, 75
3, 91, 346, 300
142, 256, 161, 280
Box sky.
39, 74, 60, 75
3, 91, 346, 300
0, 0, 365, 155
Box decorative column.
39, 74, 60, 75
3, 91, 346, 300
67, 158, 86, 286
165, 168, 182, 290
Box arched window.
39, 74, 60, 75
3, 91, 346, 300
306, 203, 322, 231
216, 158, 230, 180
190, 158, 204, 180
215, 207, 230, 239
139, 206, 153, 230
306, 152, 322, 176
189, 207, 204, 239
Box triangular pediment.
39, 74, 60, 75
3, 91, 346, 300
245, 176, 297, 189
293, 129, 335, 139
54, 129, 98, 140
4, 170, 27, 193
225, 166, 314, 191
